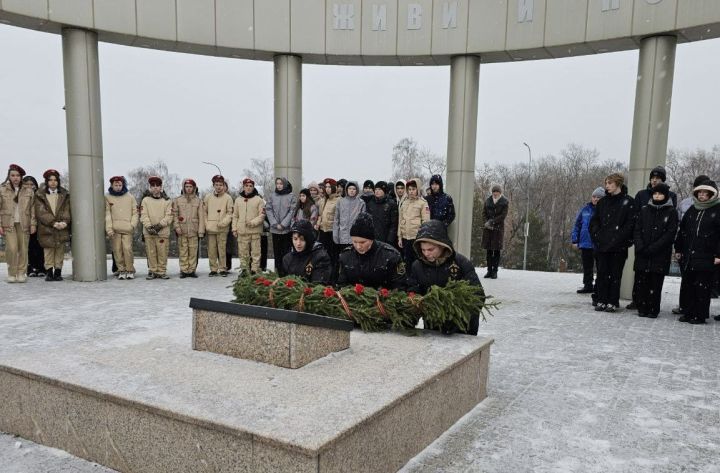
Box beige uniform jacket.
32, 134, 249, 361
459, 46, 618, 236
232, 194, 265, 235
105, 193, 138, 235
0, 182, 36, 232
203, 193, 234, 234
173, 195, 205, 237
141, 195, 173, 238
318, 194, 339, 232
398, 196, 430, 241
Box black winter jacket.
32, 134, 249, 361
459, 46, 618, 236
426, 175, 456, 227
589, 187, 635, 253
337, 241, 406, 290
633, 201, 678, 274
365, 195, 399, 244
283, 242, 332, 284
409, 220, 483, 335
674, 202, 720, 272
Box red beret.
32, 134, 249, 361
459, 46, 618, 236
148, 176, 162, 186
212, 175, 225, 184
323, 178, 337, 186
43, 169, 60, 180
242, 178, 255, 186
109, 176, 125, 184
182, 178, 197, 188
9, 164, 26, 176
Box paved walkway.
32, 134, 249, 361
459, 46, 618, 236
1, 261, 719, 472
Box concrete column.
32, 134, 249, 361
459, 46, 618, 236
621, 35, 677, 299
274, 55, 302, 189
446, 55, 481, 257
62, 28, 107, 281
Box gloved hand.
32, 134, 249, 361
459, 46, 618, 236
152, 223, 163, 233
146, 225, 158, 235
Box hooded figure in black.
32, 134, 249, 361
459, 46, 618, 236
589, 173, 635, 311
337, 212, 406, 290
282, 220, 332, 284
426, 175, 455, 228
674, 180, 720, 324
365, 181, 399, 245
632, 183, 678, 317
408, 220, 483, 336
482, 184, 509, 279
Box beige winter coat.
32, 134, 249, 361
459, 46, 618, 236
105, 193, 138, 235
0, 182, 36, 232
398, 196, 430, 241
173, 194, 205, 237
318, 194, 339, 232
232, 193, 265, 235
141, 195, 173, 238
203, 192, 234, 234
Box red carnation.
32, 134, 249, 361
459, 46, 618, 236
262, 280, 272, 287
255, 277, 265, 285
408, 291, 416, 299
285, 279, 296, 288
354, 283, 364, 295
303, 287, 313, 295
178, 216, 184, 222
323, 287, 336, 298
379, 288, 389, 298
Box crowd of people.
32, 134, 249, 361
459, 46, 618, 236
572, 167, 720, 324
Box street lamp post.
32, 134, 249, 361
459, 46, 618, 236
522, 142, 532, 271
202, 161, 223, 177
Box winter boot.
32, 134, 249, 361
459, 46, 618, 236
179, 272, 187, 279
45, 271, 55, 281
54, 268, 63, 281
688, 317, 706, 325
625, 301, 637, 310
678, 314, 692, 323
146, 273, 156, 280
189, 272, 198, 278
577, 285, 594, 294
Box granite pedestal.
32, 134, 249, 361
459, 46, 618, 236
190, 299, 353, 369
0, 292, 493, 472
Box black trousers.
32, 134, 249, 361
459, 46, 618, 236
685, 270, 714, 320
27, 233, 45, 274
260, 234, 268, 271
272, 232, 293, 276
402, 238, 417, 269
595, 251, 627, 306
580, 248, 596, 287
635, 271, 665, 315
486, 250, 501, 272
678, 264, 691, 310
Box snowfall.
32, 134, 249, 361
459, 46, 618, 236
1, 258, 719, 473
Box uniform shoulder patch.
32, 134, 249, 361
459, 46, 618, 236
396, 261, 406, 275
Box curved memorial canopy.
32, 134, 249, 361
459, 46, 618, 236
1, 0, 718, 65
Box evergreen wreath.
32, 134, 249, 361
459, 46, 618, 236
232, 273, 498, 333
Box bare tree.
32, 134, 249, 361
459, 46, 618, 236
126, 160, 181, 202
391, 138, 425, 182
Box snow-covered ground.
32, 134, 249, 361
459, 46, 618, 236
1, 259, 719, 473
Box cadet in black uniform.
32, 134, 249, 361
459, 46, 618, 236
282, 220, 332, 284
407, 220, 483, 335
336, 212, 406, 290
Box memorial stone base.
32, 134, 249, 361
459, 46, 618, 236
0, 297, 493, 472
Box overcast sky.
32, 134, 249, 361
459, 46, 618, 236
1, 24, 719, 191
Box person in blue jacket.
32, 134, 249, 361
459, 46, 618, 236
572, 187, 605, 293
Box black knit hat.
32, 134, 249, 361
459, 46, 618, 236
693, 175, 710, 188
374, 181, 388, 193
291, 220, 316, 250
363, 180, 374, 190
651, 183, 670, 203
350, 213, 375, 240
649, 166, 666, 182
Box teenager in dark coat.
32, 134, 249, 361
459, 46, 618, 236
674, 181, 720, 324
22, 176, 45, 277
282, 220, 332, 284
336, 213, 406, 290
482, 185, 509, 279
628, 165, 677, 310
365, 181, 398, 245
632, 184, 678, 317
426, 175, 455, 228
589, 173, 635, 312
408, 220, 483, 336
572, 187, 604, 293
